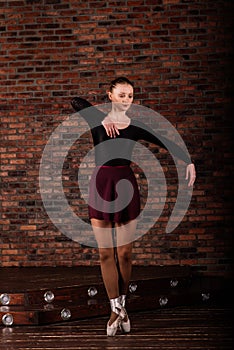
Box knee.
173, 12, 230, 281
99, 248, 114, 263
117, 247, 132, 264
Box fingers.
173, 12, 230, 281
188, 176, 196, 187
110, 125, 119, 138
186, 163, 196, 187
103, 123, 120, 138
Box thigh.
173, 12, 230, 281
91, 218, 114, 248
115, 219, 137, 247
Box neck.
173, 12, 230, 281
108, 107, 129, 122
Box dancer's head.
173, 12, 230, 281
107, 77, 134, 111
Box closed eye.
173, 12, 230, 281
119, 94, 133, 99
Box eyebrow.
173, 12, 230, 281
118, 91, 133, 94
118, 92, 133, 94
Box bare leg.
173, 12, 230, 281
91, 218, 120, 325
116, 219, 137, 293
116, 242, 133, 296
116, 219, 137, 320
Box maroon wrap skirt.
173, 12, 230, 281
88, 166, 140, 223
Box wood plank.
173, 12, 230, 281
0, 266, 191, 292
1, 266, 231, 326
0, 305, 232, 349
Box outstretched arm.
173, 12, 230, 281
71, 97, 196, 186
71, 97, 104, 129
71, 97, 119, 137
132, 120, 196, 187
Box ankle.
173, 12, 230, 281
109, 296, 122, 325
110, 296, 122, 314
120, 294, 126, 307
109, 311, 119, 325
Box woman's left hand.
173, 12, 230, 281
186, 163, 196, 187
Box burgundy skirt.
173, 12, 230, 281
88, 166, 140, 223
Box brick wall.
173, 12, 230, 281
0, 0, 233, 275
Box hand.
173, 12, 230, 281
102, 117, 120, 138
186, 163, 196, 187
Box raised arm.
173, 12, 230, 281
71, 97, 119, 137
71, 97, 104, 129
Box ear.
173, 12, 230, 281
107, 90, 112, 101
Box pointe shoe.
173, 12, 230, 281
106, 316, 121, 337
107, 297, 123, 336
120, 307, 131, 333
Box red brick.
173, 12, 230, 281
0, 0, 232, 276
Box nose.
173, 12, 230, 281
122, 97, 129, 103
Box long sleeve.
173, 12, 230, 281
71, 97, 105, 128
71, 97, 192, 164
132, 120, 192, 164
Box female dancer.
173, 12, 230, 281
71, 77, 196, 336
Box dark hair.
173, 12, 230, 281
109, 77, 134, 92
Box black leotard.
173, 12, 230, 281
71, 97, 191, 166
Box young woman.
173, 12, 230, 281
71, 77, 196, 336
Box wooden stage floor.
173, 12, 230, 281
0, 266, 232, 349
1, 305, 232, 350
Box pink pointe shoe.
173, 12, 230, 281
119, 294, 131, 333
120, 306, 131, 333
106, 297, 122, 336
106, 296, 131, 336
106, 315, 121, 337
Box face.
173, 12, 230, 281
108, 83, 134, 111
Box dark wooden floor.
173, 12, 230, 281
0, 266, 232, 348
1, 305, 232, 350
0, 266, 191, 292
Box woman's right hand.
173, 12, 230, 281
102, 117, 120, 138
